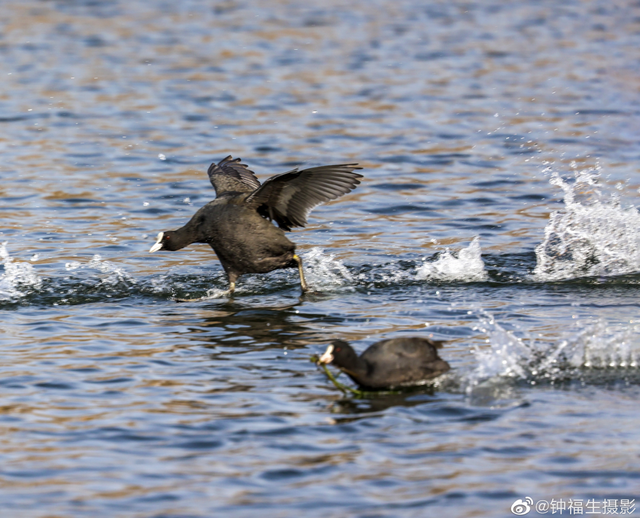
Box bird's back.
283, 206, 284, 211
361, 337, 450, 387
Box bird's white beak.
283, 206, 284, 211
149, 232, 164, 253
318, 344, 335, 364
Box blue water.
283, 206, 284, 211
2, 1, 640, 516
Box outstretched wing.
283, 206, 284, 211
207, 155, 261, 196
246, 163, 362, 230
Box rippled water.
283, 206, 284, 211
2, 1, 640, 516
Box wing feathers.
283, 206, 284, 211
201, 157, 362, 229
207, 155, 261, 196
246, 163, 362, 230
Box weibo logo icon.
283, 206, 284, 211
511, 497, 533, 515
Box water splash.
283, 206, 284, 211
0, 242, 42, 300
203, 288, 231, 299
464, 314, 535, 393
463, 314, 640, 395
65, 254, 135, 288
301, 248, 354, 290
562, 320, 640, 370
416, 237, 488, 282
534, 168, 640, 281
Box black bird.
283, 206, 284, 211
149, 155, 362, 296
317, 337, 450, 389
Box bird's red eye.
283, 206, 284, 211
335, 347, 341, 352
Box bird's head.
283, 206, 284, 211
149, 231, 178, 252
318, 340, 357, 368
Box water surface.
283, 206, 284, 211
2, 1, 640, 516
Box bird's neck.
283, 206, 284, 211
168, 225, 201, 250
341, 358, 370, 382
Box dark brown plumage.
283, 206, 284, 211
149, 156, 362, 295
318, 337, 450, 389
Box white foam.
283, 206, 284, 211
416, 237, 488, 282
300, 248, 353, 290
65, 261, 82, 271
555, 320, 640, 370
534, 169, 640, 281
463, 314, 640, 395
0, 242, 42, 300
203, 288, 230, 299
65, 254, 134, 287
465, 315, 534, 393
92, 255, 136, 286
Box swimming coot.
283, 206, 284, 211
149, 155, 362, 295
318, 337, 450, 389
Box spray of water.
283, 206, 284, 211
534, 168, 640, 281
416, 237, 488, 282
462, 313, 640, 395
301, 248, 354, 290
0, 242, 42, 300
66, 254, 135, 287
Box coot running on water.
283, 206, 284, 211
318, 337, 450, 389
149, 155, 362, 297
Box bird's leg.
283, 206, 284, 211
293, 254, 309, 293
217, 274, 238, 298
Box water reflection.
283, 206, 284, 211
327, 389, 443, 419
161, 301, 349, 353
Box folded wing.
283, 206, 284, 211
246, 164, 363, 230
